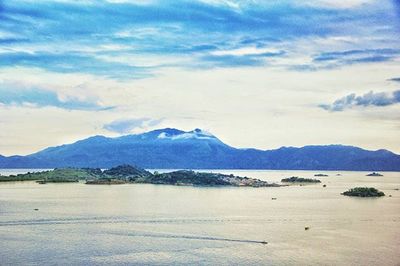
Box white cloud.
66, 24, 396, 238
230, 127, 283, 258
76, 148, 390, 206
211, 47, 282, 56
157, 130, 214, 140
301, 0, 376, 8
1, 61, 400, 155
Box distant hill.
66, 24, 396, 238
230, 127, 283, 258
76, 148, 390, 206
0, 128, 399, 170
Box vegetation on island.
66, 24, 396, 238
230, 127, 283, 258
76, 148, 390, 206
366, 172, 383, 176
0, 172, 41, 182
86, 178, 126, 185
281, 176, 321, 183
134, 170, 280, 187
37, 179, 78, 184
342, 187, 385, 197
0, 164, 280, 187
103, 164, 152, 178
0, 168, 101, 183
89, 166, 280, 187
314, 174, 328, 177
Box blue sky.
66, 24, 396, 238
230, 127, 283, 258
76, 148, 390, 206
0, 0, 398, 76
0, 0, 400, 154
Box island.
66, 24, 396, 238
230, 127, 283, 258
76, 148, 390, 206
341, 187, 385, 197
0, 168, 100, 183
314, 174, 328, 177
88, 166, 281, 187
137, 170, 281, 187
281, 176, 321, 183
0, 164, 281, 187
366, 172, 383, 176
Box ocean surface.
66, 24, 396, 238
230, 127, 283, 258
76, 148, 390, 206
0, 169, 399, 265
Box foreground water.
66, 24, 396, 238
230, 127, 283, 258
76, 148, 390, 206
0, 169, 399, 265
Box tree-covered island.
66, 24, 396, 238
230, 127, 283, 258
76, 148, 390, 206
281, 176, 321, 183
341, 187, 385, 197
0, 164, 281, 187
366, 172, 383, 176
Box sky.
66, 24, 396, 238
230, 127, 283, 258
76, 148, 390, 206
0, 0, 399, 155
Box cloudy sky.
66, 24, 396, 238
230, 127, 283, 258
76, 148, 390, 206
0, 0, 399, 155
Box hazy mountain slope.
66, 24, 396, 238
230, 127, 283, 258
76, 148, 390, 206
0, 128, 399, 170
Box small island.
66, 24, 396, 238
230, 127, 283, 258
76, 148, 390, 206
0, 164, 281, 188
314, 174, 328, 177
341, 187, 385, 197
366, 172, 383, 177
281, 176, 321, 183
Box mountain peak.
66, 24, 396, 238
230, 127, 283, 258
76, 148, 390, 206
147, 128, 186, 136
155, 128, 217, 141
114, 128, 221, 143
190, 128, 214, 136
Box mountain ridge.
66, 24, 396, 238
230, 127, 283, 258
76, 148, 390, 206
0, 128, 399, 171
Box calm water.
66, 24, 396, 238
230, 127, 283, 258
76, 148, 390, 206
0, 169, 399, 265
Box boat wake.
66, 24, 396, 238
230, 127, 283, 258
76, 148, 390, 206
0, 216, 268, 245
107, 230, 268, 244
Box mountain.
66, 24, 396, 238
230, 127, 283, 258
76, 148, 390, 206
0, 128, 399, 171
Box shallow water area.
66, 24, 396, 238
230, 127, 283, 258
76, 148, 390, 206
0, 169, 399, 265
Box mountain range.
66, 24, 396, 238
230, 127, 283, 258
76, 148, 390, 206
0, 128, 399, 171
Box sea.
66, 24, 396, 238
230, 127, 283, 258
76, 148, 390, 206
0, 169, 399, 265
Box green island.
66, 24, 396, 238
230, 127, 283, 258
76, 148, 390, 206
366, 172, 383, 177
341, 187, 385, 197
281, 176, 321, 183
314, 174, 328, 177
0, 164, 280, 187
0, 168, 101, 183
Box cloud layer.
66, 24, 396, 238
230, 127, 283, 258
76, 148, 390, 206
103, 118, 163, 133
0, 0, 398, 79
0, 85, 111, 111
320, 90, 400, 111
